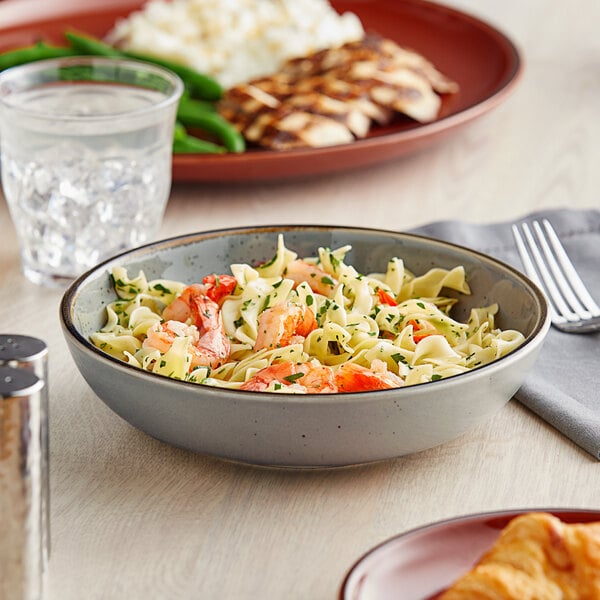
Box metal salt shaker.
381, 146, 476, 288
0, 335, 50, 600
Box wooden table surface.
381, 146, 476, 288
1, 0, 599, 598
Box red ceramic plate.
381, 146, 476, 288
0, 0, 522, 182
340, 509, 600, 600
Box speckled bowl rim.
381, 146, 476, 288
60, 224, 550, 405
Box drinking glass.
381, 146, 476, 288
0, 57, 183, 287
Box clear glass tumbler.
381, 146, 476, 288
0, 57, 183, 287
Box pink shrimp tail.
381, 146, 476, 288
191, 296, 231, 368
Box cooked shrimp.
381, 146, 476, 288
284, 259, 337, 296
143, 320, 199, 354
146, 296, 230, 370
334, 359, 404, 392
162, 283, 207, 324
162, 275, 237, 324
254, 302, 318, 351
193, 295, 231, 368
240, 361, 337, 393
202, 274, 237, 304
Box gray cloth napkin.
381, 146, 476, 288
410, 208, 600, 460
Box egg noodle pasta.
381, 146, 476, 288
91, 235, 525, 393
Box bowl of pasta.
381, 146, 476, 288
60, 225, 550, 467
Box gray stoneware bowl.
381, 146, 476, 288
60, 225, 550, 468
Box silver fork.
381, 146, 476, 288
512, 219, 600, 333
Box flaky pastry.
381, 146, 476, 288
439, 512, 600, 600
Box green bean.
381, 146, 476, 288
177, 89, 216, 113
174, 121, 188, 142
64, 31, 122, 57
173, 135, 227, 154
124, 50, 222, 102
173, 121, 226, 154
177, 97, 245, 153
65, 32, 223, 101
0, 42, 77, 71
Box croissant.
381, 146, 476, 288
439, 512, 600, 600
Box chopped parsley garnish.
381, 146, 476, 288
260, 252, 278, 268
284, 372, 304, 383
391, 353, 408, 365
260, 295, 271, 312
152, 283, 172, 294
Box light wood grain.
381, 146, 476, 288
1, 0, 599, 598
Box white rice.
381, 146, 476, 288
107, 0, 364, 89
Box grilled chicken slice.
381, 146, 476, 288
294, 76, 393, 124
331, 60, 442, 123
375, 37, 459, 94
282, 92, 370, 138
245, 107, 354, 150
221, 77, 376, 141
251, 73, 392, 125
218, 84, 280, 132
339, 34, 459, 94
282, 33, 458, 94
249, 73, 296, 100
217, 33, 458, 149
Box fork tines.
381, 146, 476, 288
512, 219, 600, 330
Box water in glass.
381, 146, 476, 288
1, 83, 174, 286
